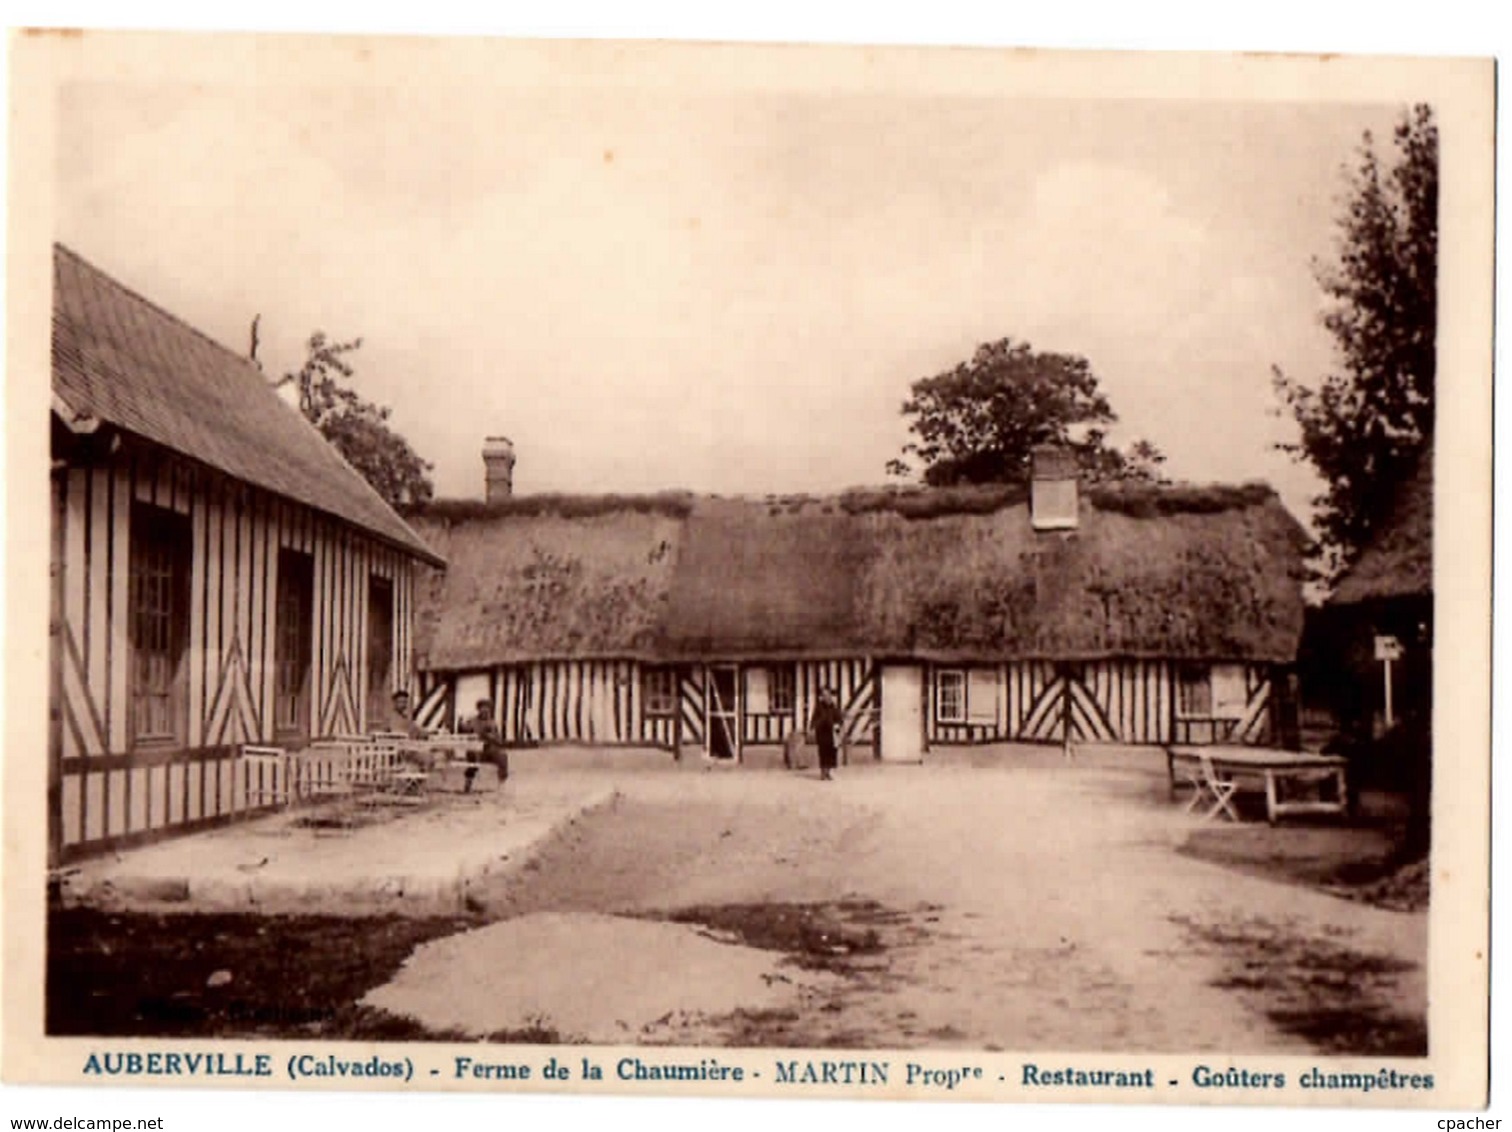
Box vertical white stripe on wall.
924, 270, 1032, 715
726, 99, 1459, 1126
237, 486, 254, 685
354, 542, 369, 728
128, 767, 149, 833
582, 662, 595, 742
106, 770, 127, 837
86, 468, 110, 753
107, 466, 131, 753
83, 771, 104, 842
310, 519, 326, 732
399, 560, 411, 698
204, 486, 224, 744
255, 494, 273, 739
188, 487, 206, 748
263, 502, 285, 740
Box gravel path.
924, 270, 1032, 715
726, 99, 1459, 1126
365, 763, 1427, 1052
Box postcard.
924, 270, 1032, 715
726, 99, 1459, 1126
3, 25, 1496, 1119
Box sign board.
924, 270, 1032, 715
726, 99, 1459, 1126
1374, 634, 1404, 662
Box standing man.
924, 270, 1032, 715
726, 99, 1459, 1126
808, 688, 843, 782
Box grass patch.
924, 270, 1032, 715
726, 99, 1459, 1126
1179, 820, 1427, 912
1170, 913, 1425, 1056
46, 907, 492, 1040
654, 901, 890, 975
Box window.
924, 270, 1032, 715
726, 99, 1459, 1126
129, 503, 192, 746
1030, 478, 1079, 531
274, 550, 314, 738
1176, 664, 1248, 720
1176, 665, 1214, 718
745, 665, 795, 715
367, 576, 394, 730
768, 666, 796, 714
643, 667, 677, 716
1211, 664, 1248, 718
936, 669, 966, 723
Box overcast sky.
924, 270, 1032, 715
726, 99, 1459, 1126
54, 58, 1406, 524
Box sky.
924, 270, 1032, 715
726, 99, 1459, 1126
52, 51, 1407, 528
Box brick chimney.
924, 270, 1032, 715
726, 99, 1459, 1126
482, 436, 516, 501
1030, 444, 1079, 531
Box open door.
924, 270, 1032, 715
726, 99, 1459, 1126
706, 665, 740, 760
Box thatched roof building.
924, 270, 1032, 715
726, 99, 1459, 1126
1330, 446, 1433, 607
408, 481, 1307, 672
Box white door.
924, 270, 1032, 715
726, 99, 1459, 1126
880, 664, 925, 762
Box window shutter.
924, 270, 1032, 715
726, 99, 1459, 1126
745, 667, 769, 715
967, 668, 999, 725
1211, 664, 1248, 718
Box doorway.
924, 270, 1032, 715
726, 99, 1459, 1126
880, 663, 926, 762
706, 665, 740, 760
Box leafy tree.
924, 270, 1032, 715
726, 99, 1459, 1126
273, 332, 435, 508
887, 337, 1166, 486
1273, 104, 1437, 577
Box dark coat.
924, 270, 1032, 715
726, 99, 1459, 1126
808, 700, 842, 753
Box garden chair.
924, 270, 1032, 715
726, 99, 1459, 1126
1186, 752, 1240, 822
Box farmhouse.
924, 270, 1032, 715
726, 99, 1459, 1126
406, 443, 1306, 761
49, 245, 443, 862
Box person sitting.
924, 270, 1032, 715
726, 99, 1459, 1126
459, 698, 508, 790
387, 689, 428, 739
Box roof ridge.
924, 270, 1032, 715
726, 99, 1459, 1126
55, 242, 267, 376
54, 243, 443, 566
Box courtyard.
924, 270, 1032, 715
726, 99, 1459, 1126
48, 751, 1427, 1055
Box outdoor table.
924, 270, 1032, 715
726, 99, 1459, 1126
1167, 745, 1348, 824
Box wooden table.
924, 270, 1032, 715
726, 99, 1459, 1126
1167, 745, 1348, 824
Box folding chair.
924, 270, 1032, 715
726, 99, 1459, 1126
1186, 753, 1240, 822
240, 745, 292, 811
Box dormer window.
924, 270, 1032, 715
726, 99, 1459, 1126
1030, 445, 1079, 531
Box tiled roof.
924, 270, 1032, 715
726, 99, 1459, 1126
52, 245, 442, 566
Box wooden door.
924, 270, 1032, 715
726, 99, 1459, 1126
880, 663, 925, 762
366, 576, 394, 731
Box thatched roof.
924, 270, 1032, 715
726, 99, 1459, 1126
1330, 447, 1433, 606
407, 482, 1307, 670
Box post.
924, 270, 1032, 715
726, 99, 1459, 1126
1058, 663, 1073, 759
1383, 656, 1395, 730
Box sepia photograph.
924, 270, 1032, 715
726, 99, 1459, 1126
2, 15, 1497, 1122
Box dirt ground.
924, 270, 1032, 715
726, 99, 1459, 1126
50, 760, 1428, 1054
376, 762, 1427, 1052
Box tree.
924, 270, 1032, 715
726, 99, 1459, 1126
273, 331, 435, 508
1273, 104, 1437, 578
887, 337, 1166, 486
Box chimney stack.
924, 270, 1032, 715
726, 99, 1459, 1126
482, 436, 516, 501
1030, 444, 1079, 531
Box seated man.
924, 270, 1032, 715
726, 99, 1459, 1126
387, 689, 432, 772
387, 689, 428, 739
459, 698, 509, 790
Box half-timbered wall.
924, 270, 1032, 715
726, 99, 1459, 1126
51, 447, 420, 860
414, 656, 1276, 764
417, 658, 880, 755
924, 660, 1276, 746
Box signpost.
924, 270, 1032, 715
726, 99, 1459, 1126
1374, 635, 1404, 729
